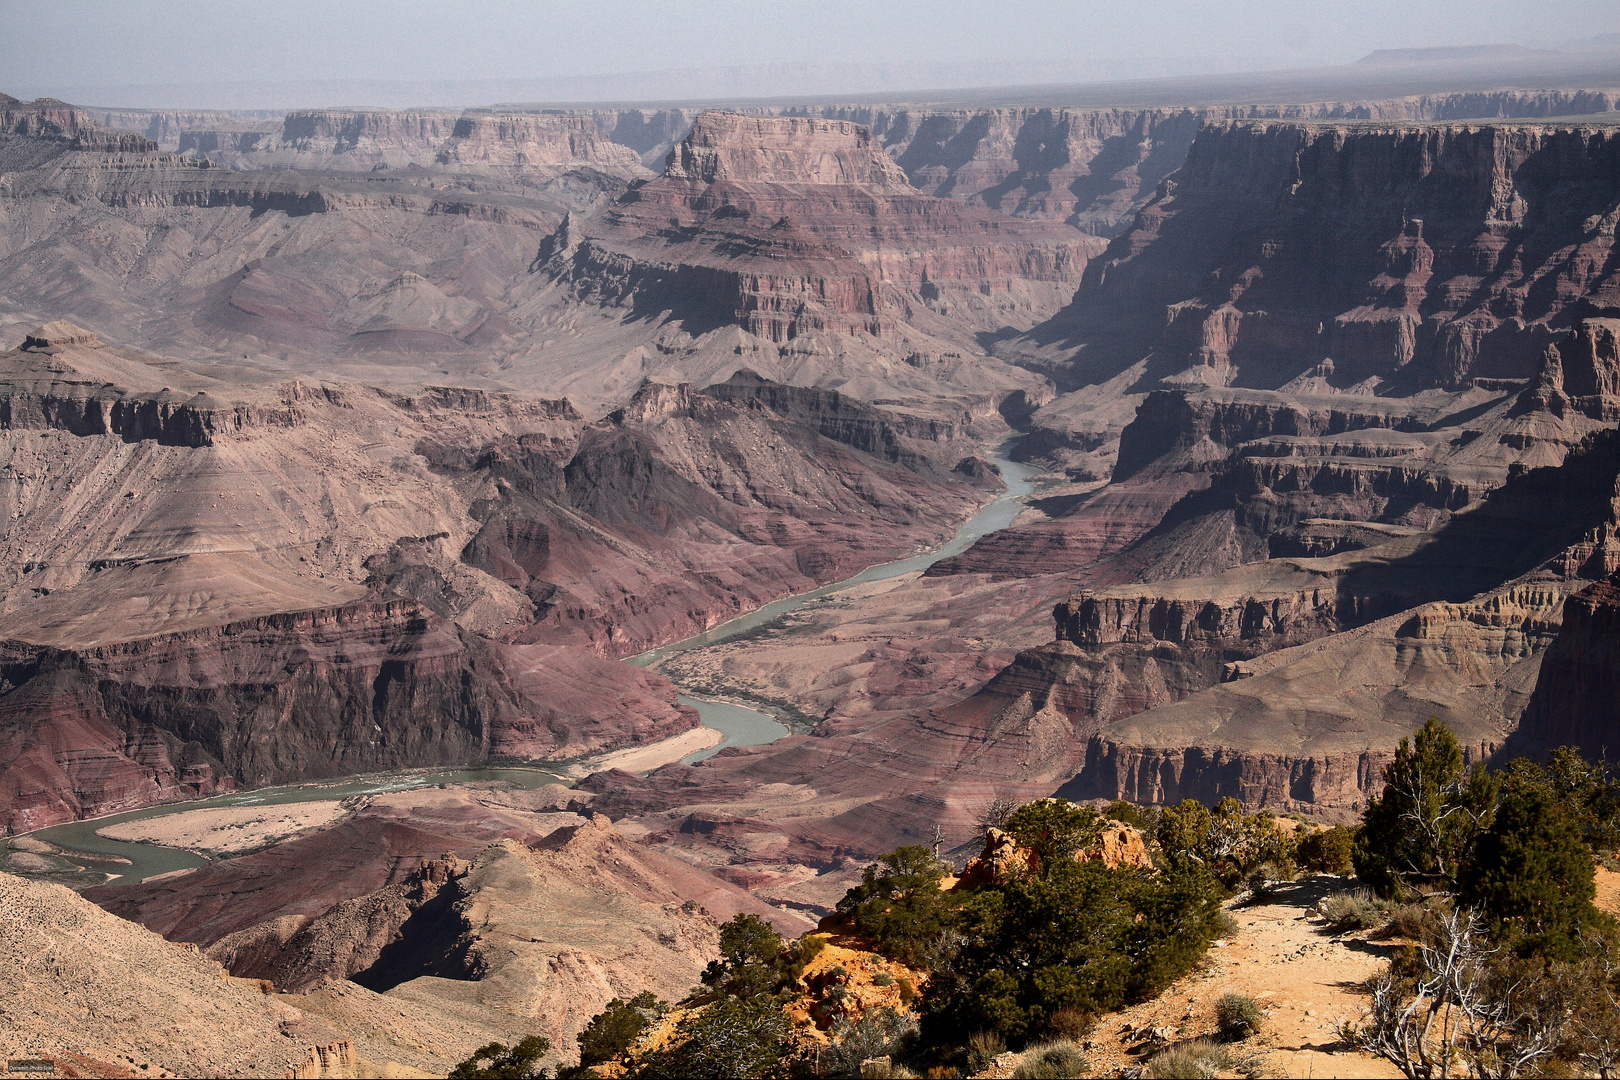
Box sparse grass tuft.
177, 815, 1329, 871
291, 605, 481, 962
1215, 993, 1262, 1040
1012, 1039, 1089, 1079
966, 1030, 1006, 1073
1142, 1039, 1234, 1079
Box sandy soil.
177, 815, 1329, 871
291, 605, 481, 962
97, 802, 351, 857
564, 724, 723, 777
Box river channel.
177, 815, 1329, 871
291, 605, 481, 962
27, 444, 1039, 883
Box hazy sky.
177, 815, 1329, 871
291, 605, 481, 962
3, 0, 1616, 106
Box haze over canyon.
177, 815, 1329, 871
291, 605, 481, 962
3, 16, 1620, 1076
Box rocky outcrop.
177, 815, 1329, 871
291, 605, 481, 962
1, 324, 302, 446
207, 853, 471, 993
1055, 585, 1342, 652
955, 820, 1150, 886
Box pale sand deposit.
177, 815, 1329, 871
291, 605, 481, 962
565, 724, 723, 777
98, 802, 350, 857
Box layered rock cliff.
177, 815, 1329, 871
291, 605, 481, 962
1032, 118, 1620, 394
797, 89, 1620, 235
549, 111, 1101, 350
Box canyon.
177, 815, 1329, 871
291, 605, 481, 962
6, 64, 1620, 1073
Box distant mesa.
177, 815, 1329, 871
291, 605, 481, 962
663, 111, 913, 188
22, 320, 102, 351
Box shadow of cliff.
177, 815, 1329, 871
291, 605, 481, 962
1331, 426, 1620, 623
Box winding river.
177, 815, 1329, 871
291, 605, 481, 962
26, 444, 1039, 883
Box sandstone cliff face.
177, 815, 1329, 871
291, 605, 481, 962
159, 107, 649, 179
435, 113, 645, 174
0, 599, 516, 834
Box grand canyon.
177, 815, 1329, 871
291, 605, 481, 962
4, 12, 1620, 1078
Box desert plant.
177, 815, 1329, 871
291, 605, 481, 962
576, 992, 664, 1066
450, 1035, 551, 1079
1348, 908, 1566, 1079
837, 846, 953, 969
1245, 861, 1293, 898
1103, 800, 1157, 831
922, 859, 1225, 1045
1141, 1039, 1232, 1079
1296, 825, 1356, 875
818, 1007, 917, 1079
1156, 798, 1295, 890
965, 1030, 1006, 1072
630, 995, 789, 1079
701, 913, 785, 998
1002, 799, 1104, 870
1211, 910, 1239, 940
1319, 888, 1390, 932
1047, 1006, 1094, 1039
1382, 902, 1434, 941
1214, 993, 1263, 1040
1354, 717, 1498, 897
1458, 759, 1604, 958
1011, 1039, 1089, 1079
978, 797, 1019, 839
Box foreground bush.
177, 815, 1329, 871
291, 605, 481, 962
1156, 797, 1294, 889
1319, 888, 1390, 932
835, 846, 953, 969
1347, 907, 1620, 1078
576, 992, 664, 1067
922, 859, 1225, 1045
631, 995, 790, 1079
817, 1007, 917, 1079
1296, 825, 1355, 875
